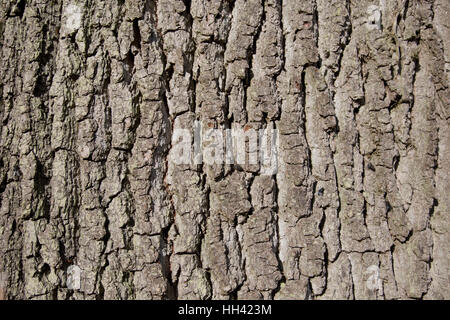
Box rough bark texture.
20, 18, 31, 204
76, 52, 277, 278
0, 0, 449, 300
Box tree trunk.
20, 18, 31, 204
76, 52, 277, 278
0, 0, 448, 300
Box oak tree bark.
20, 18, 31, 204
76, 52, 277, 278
0, 0, 449, 299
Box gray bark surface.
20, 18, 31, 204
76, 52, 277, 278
0, 0, 449, 300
